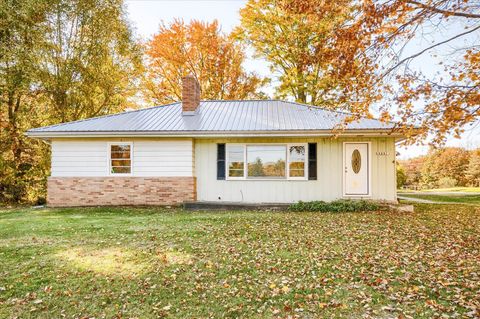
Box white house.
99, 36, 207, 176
27, 75, 405, 207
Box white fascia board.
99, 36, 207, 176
26, 129, 404, 139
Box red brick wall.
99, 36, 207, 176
47, 177, 196, 207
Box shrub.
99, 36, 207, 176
36, 196, 47, 206
288, 199, 380, 212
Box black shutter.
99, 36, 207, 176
308, 143, 317, 180
217, 144, 226, 180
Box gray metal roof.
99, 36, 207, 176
27, 100, 397, 136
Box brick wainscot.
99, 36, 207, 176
47, 177, 196, 207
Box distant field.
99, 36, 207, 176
398, 187, 480, 193
399, 193, 480, 205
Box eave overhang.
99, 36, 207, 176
26, 129, 406, 140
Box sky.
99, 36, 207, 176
124, 0, 480, 159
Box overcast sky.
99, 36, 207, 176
125, 0, 480, 159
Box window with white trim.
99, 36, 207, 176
110, 144, 131, 174
227, 145, 245, 178
225, 144, 307, 180
288, 145, 306, 178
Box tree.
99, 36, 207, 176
466, 149, 480, 187
400, 156, 426, 189
145, 20, 266, 105
0, 0, 51, 202
237, 0, 376, 112
421, 148, 470, 187
240, 0, 480, 144
0, 0, 141, 203
248, 157, 265, 177
362, 0, 480, 144
39, 0, 143, 123
396, 163, 407, 189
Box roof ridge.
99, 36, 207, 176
28, 102, 180, 132
200, 99, 275, 102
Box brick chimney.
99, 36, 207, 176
182, 74, 200, 115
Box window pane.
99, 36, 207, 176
247, 145, 286, 178
227, 145, 244, 177
111, 145, 130, 152
289, 169, 305, 177
229, 169, 244, 177
289, 146, 306, 177
111, 151, 131, 159
111, 166, 131, 174
289, 146, 305, 161
111, 159, 131, 167
111, 144, 131, 174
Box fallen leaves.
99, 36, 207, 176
0, 204, 478, 318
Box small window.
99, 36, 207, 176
227, 145, 245, 178
289, 145, 306, 178
110, 144, 131, 174
247, 145, 286, 178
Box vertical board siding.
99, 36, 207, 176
195, 137, 397, 203
51, 139, 193, 177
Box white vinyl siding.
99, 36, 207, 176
51, 141, 108, 176
134, 140, 193, 177
50, 139, 193, 177
195, 137, 397, 203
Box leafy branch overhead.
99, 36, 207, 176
238, 0, 480, 144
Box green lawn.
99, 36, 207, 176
399, 193, 480, 205
1, 205, 479, 318
398, 187, 480, 193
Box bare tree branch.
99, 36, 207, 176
407, 0, 480, 19
383, 23, 480, 77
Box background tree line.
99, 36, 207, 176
397, 147, 480, 189
1, 0, 479, 203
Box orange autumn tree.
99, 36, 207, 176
144, 20, 266, 104
240, 0, 480, 144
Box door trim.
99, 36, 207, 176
343, 142, 372, 197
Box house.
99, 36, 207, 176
27, 75, 405, 207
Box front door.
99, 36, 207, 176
344, 143, 369, 196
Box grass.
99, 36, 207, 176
399, 193, 480, 204
398, 187, 480, 193
0, 205, 479, 318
